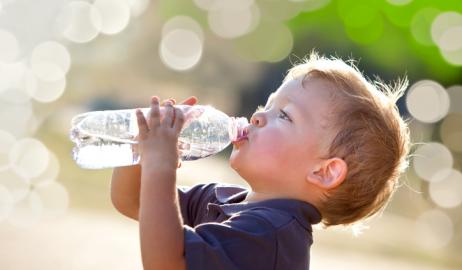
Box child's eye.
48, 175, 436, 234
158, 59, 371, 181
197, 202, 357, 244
255, 106, 291, 122
278, 109, 291, 122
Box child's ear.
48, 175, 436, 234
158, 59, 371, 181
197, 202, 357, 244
306, 158, 348, 190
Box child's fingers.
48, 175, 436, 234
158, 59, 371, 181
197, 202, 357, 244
161, 98, 176, 106
148, 96, 161, 128
162, 102, 175, 128
135, 109, 149, 139
173, 108, 185, 133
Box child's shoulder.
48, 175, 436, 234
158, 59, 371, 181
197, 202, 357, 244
179, 183, 320, 231
230, 198, 321, 233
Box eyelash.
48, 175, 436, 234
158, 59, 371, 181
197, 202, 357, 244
255, 105, 291, 122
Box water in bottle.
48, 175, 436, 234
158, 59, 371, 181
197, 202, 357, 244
70, 105, 249, 169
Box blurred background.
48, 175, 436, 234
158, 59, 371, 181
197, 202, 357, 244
0, 0, 461, 269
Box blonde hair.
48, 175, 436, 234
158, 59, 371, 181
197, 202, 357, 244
285, 52, 411, 227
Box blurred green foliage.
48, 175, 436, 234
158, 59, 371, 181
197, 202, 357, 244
289, 0, 462, 84
159, 0, 462, 85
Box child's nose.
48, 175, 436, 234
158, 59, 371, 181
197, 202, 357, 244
250, 112, 266, 127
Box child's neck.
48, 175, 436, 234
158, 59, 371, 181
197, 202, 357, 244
243, 190, 291, 203
242, 188, 320, 208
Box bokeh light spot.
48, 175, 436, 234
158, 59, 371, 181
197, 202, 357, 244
413, 142, 453, 182
257, 0, 303, 22
431, 12, 462, 50
31, 62, 65, 82
0, 87, 30, 105
9, 138, 50, 179
429, 169, 462, 208
0, 28, 20, 63
126, 0, 151, 17
193, 0, 216, 11
162, 16, 204, 42
382, 1, 414, 27
59, 1, 102, 43
0, 61, 26, 93
447, 85, 462, 113
0, 169, 30, 202
94, 0, 130, 35
0, 129, 16, 170
431, 11, 462, 66
160, 29, 203, 71
440, 47, 462, 66
440, 113, 462, 152
345, 14, 383, 45
30, 41, 71, 82
0, 89, 33, 136
28, 73, 67, 103
338, 1, 383, 45
406, 80, 449, 123
7, 191, 43, 227
411, 8, 440, 46
437, 26, 462, 52
208, 0, 259, 39
386, 0, 412, 6
414, 209, 454, 250
234, 22, 293, 62
30, 150, 60, 187
408, 120, 433, 144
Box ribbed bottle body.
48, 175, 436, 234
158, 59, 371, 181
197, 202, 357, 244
70, 105, 247, 169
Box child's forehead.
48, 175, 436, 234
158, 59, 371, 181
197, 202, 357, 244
268, 77, 330, 103
268, 79, 302, 100
267, 77, 338, 123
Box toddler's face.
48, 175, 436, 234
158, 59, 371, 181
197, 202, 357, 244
229, 76, 336, 191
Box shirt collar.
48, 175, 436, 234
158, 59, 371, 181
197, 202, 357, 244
215, 185, 248, 204
214, 185, 322, 230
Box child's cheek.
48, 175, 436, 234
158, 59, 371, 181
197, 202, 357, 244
249, 131, 297, 175
252, 129, 285, 156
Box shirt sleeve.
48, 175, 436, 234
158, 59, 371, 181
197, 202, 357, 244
177, 183, 217, 226
183, 212, 277, 270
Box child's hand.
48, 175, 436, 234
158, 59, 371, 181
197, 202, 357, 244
131, 96, 197, 169
135, 96, 185, 172
160, 97, 198, 168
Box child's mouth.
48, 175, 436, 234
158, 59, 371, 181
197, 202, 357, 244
231, 126, 249, 147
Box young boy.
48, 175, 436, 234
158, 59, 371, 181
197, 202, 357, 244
110, 52, 410, 270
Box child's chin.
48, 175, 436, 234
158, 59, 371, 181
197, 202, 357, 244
229, 147, 244, 169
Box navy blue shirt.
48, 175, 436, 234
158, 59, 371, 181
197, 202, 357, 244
178, 183, 322, 270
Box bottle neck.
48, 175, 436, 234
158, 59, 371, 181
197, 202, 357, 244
228, 116, 249, 142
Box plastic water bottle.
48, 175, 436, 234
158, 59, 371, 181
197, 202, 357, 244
69, 105, 249, 169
